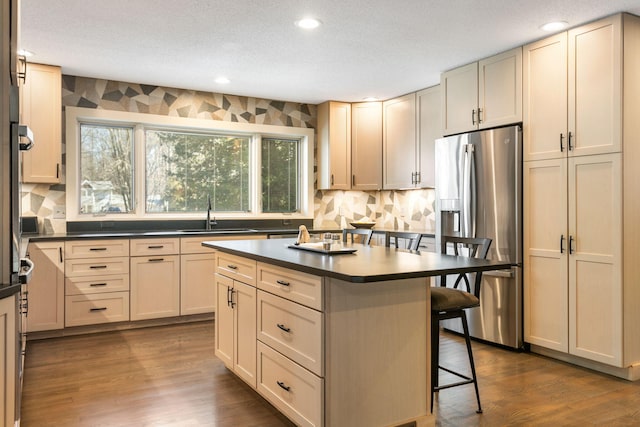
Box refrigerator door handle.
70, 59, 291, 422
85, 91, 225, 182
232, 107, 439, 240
461, 144, 476, 237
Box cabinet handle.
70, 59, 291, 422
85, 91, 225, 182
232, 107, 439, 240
568, 131, 573, 151
411, 172, 415, 184
471, 109, 476, 125
352, 175, 355, 186
90, 283, 108, 287
560, 133, 564, 152
56, 163, 60, 179
147, 245, 164, 249
276, 381, 291, 392
415, 171, 421, 184
227, 264, 238, 270
89, 247, 108, 251
276, 279, 290, 287
569, 235, 575, 254
277, 323, 291, 333
331, 174, 334, 186
148, 258, 164, 262
560, 235, 565, 253
226, 286, 232, 307
229, 288, 236, 308
89, 265, 108, 269
90, 307, 108, 312
478, 108, 483, 123
59, 247, 63, 263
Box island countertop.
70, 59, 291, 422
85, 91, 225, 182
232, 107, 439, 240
203, 238, 512, 283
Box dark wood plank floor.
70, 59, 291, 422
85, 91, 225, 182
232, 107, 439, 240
21, 320, 640, 426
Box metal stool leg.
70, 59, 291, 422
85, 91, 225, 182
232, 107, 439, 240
460, 311, 482, 414
430, 312, 440, 413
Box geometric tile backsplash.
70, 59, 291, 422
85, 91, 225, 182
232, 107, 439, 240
22, 74, 435, 234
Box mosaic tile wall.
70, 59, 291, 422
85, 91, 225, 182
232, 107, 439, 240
23, 74, 435, 234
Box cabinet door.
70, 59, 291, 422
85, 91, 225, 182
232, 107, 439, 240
523, 159, 568, 352
351, 102, 382, 190
130, 255, 180, 320
416, 85, 441, 188
479, 47, 522, 129
441, 62, 478, 135
215, 274, 234, 368
180, 253, 216, 315
383, 93, 416, 189
523, 33, 568, 161
568, 154, 622, 365
0, 295, 17, 427
234, 280, 257, 388
26, 242, 64, 332
317, 101, 351, 189
20, 63, 62, 183
568, 15, 622, 157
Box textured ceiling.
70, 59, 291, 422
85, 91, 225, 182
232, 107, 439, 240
19, 0, 640, 104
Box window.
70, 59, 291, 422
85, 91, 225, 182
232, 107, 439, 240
66, 107, 314, 221
145, 130, 250, 213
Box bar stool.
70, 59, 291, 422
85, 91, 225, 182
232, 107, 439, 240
385, 231, 422, 251
431, 236, 492, 414
342, 228, 373, 245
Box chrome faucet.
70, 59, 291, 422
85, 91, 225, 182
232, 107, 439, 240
206, 196, 215, 230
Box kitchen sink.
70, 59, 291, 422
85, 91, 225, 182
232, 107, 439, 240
176, 228, 258, 234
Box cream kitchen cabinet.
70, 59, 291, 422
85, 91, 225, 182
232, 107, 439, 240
180, 236, 216, 315
64, 239, 130, 327
441, 47, 522, 136
383, 87, 441, 189
317, 101, 351, 190
26, 241, 64, 332
215, 253, 257, 388
523, 13, 640, 379
350, 101, 382, 190
130, 238, 180, 321
0, 294, 17, 427
523, 15, 622, 161
20, 63, 62, 183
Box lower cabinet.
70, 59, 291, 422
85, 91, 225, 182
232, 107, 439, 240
65, 292, 130, 327
0, 294, 17, 427
215, 271, 257, 388
130, 255, 180, 321
180, 253, 216, 315
26, 241, 64, 332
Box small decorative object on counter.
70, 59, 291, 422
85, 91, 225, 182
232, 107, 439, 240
296, 225, 311, 245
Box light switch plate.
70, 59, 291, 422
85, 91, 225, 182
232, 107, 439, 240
53, 205, 66, 219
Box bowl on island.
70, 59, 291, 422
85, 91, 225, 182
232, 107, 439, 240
349, 221, 376, 229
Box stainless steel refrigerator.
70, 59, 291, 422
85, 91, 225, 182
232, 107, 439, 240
435, 125, 522, 349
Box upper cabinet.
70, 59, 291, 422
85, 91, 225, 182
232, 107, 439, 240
416, 85, 442, 188
20, 63, 62, 183
383, 93, 416, 189
441, 47, 522, 135
351, 101, 382, 190
317, 101, 351, 190
524, 15, 621, 161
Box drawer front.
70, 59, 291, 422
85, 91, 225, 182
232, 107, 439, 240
65, 274, 130, 295
257, 341, 323, 427
130, 238, 180, 256
181, 236, 217, 254
65, 292, 130, 327
257, 263, 322, 310
65, 257, 129, 277
258, 290, 323, 376
216, 253, 256, 286
65, 239, 129, 259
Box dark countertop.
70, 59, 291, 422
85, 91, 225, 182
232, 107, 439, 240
204, 238, 510, 283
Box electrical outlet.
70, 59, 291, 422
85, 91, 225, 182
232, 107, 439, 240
53, 205, 66, 219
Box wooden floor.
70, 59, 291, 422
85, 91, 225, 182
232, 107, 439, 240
21, 320, 640, 426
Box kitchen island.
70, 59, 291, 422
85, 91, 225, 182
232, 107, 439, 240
203, 238, 511, 427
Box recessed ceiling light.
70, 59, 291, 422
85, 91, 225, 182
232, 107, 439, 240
17, 49, 34, 57
214, 76, 230, 84
540, 21, 569, 32
295, 18, 322, 29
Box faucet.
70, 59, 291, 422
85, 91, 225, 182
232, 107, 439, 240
206, 196, 214, 230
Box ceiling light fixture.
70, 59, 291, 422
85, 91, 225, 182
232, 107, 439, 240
214, 76, 230, 84
540, 21, 569, 32
363, 97, 379, 102
17, 49, 34, 57
295, 17, 321, 29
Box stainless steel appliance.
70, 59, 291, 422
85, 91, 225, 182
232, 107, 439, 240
435, 125, 522, 349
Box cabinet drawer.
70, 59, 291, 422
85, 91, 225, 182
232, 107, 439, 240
65, 292, 130, 327
65, 274, 130, 295
65, 257, 129, 277
65, 239, 129, 259
130, 238, 180, 256
216, 253, 256, 286
257, 290, 323, 376
257, 263, 322, 310
257, 341, 323, 427
181, 236, 217, 254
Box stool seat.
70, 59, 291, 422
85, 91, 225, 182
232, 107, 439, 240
431, 287, 479, 312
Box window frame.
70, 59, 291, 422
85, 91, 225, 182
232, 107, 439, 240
65, 106, 314, 222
